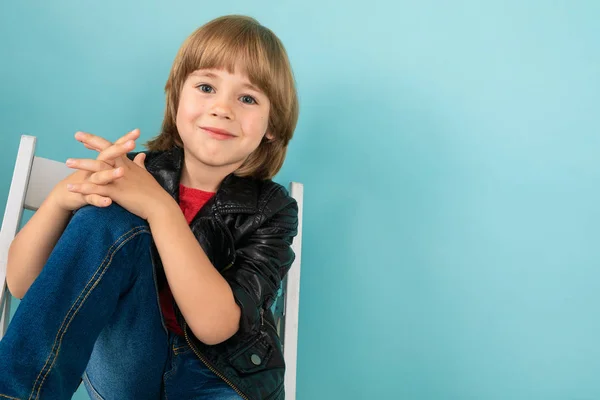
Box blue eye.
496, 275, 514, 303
240, 95, 257, 105
197, 84, 214, 93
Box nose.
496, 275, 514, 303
209, 98, 234, 120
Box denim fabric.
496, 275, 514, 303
161, 333, 241, 400
0, 204, 241, 400
82, 332, 241, 400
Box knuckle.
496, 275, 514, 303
99, 172, 112, 184
92, 161, 105, 171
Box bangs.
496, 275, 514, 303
179, 21, 283, 98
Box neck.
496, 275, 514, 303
179, 149, 243, 192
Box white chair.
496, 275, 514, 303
0, 135, 303, 399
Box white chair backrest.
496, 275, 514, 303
282, 182, 303, 400
0, 136, 72, 340
0, 135, 303, 398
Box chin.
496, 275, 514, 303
198, 155, 244, 169
184, 147, 245, 168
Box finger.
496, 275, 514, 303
74, 131, 112, 152
97, 140, 136, 163
77, 129, 138, 152
133, 153, 146, 169
67, 182, 110, 197
84, 194, 112, 207
83, 143, 102, 151
88, 167, 124, 185
114, 128, 140, 145
65, 158, 112, 172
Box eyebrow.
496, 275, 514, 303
191, 70, 263, 93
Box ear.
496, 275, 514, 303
265, 131, 274, 141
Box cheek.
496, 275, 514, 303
176, 97, 188, 126
177, 101, 193, 122
177, 92, 204, 123
260, 114, 269, 130
249, 113, 269, 138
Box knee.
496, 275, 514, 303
71, 204, 148, 237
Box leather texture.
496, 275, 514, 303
128, 147, 298, 400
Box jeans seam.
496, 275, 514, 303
163, 343, 179, 384
172, 344, 191, 355
28, 226, 150, 400
0, 394, 23, 400
81, 372, 105, 400
163, 358, 177, 382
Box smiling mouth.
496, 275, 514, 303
200, 127, 237, 140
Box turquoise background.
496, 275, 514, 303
1, 1, 599, 399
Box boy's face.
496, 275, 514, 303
176, 67, 272, 175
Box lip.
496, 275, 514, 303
200, 126, 237, 140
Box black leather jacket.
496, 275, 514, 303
131, 147, 298, 400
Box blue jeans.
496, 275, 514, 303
0, 204, 241, 399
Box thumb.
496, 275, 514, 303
133, 153, 147, 169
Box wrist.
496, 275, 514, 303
146, 192, 179, 225
44, 190, 73, 220
47, 188, 70, 213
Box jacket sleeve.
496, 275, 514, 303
221, 189, 299, 337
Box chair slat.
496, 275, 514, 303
25, 157, 72, 211
1, 135, 37, 339
284, 182, 304, 400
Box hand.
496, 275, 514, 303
49, 129, 140, 212
66, 131, 172, 221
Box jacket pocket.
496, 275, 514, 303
227, 331, 274, 375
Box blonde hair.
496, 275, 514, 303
146, 15, 299, 180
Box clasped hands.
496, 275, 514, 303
50, 129, 171, 221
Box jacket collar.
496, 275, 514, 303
144, 147, 260, 214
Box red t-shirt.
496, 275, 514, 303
158, 184, 215, 336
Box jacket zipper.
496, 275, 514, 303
183, 320, 250, 400
182, 213, 277, 400
182, 309, 279, 400
183, 211, 249, 398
